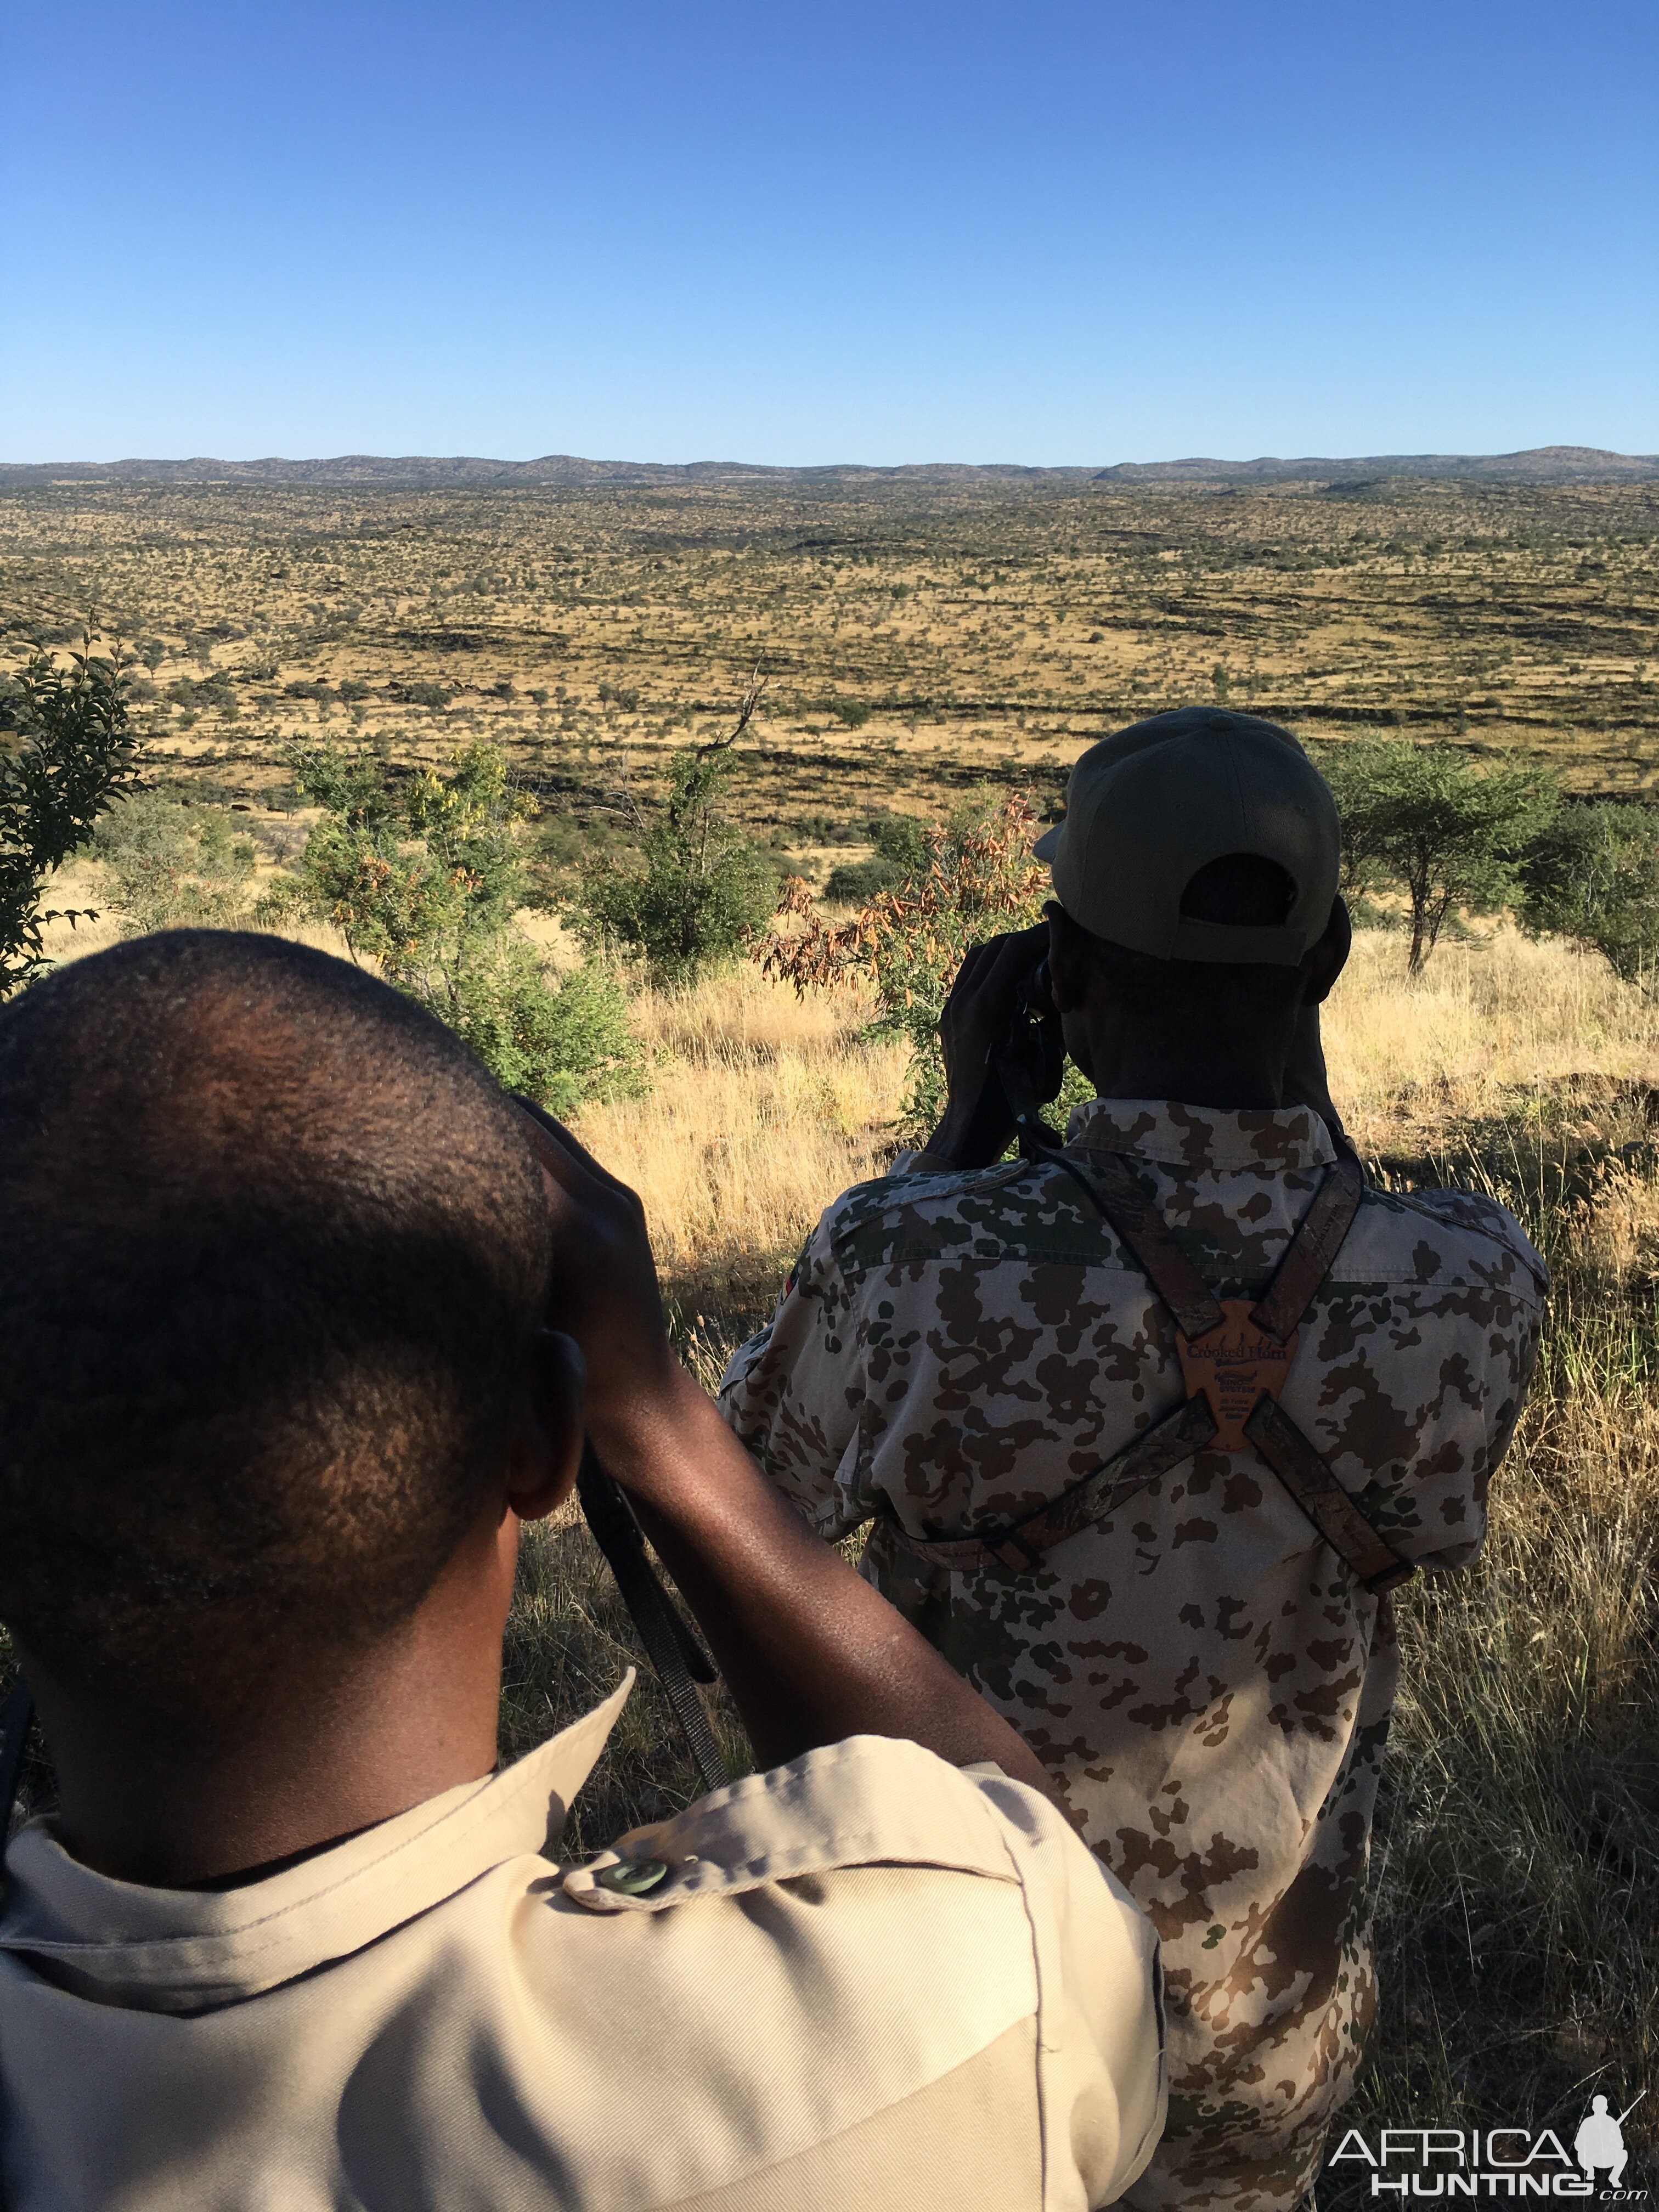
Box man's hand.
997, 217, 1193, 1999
922, 922, 1050, 1169
514, 1100, 679, 1447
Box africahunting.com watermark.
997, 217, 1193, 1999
1329, 2096, 1648, 2199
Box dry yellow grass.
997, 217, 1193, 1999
1325, 926, 1659, 1155
1346, 1122, 1659, 2186
572, 967, 907, 1354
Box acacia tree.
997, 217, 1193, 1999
1315, 737, 1558, 973
1519, 802, 1659, 986
0, 634, 139, 997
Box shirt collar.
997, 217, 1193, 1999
0, 1672, 633, 2012
1065, 1097, 1338, 1175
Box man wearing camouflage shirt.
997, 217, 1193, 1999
721, 708, 1548, 2212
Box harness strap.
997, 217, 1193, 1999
1066, 1149, 1226, 1340
1248, 1148, 1365, 1342
1244, 1397, 1415, 1595
896, 1395, 1218, 1575
884, 1144, 1413, 1598
576, 1446, 729, 1797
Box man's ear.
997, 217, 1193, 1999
1301, 894, 1352, 1006
505, 1330, 586, 1524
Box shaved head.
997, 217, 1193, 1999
0, 932, 550, 1733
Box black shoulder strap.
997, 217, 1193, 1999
577, 1446, 729, 1797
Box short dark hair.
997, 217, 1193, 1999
1084, 853, 1311, 1019
0, 932, 549, 1729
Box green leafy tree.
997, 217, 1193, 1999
574, 724, 776, 988
576, 748, 776, 987
0, 634, 139, 996
828, 696, 872, 729
1314, 737, 1558, 973
92, 793, 256, 934
1519, 802, 1659, 986
271, 739, 642, 1110
280, 738, 522, 979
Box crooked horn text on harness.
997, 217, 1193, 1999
889, 1145, 1414, 1596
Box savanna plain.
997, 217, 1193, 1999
3, 466, 1657, 2190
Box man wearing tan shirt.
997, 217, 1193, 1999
0, 930, 1165, 2211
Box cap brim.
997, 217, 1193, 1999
1032, 823, 1063, 861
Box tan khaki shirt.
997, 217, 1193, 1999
719, 1100, 1547, 2212
0, 1673, 1166, 2211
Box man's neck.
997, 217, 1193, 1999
33, 1643, 504, 1890
1096, 1039, 1289, 1113
27, 1513, 516, 1889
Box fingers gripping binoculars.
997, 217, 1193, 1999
956, 956, 1070, 1166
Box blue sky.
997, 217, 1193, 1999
2, 1, 1654, 465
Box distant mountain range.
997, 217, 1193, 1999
2, 444, 1655, 489
1092, 445, 1659, 485
0, 454, 1090, 489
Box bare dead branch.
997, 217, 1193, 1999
697, 664, 767, 757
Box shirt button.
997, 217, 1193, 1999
595, 1858, 670, 1895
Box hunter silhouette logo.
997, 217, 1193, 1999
1576, 2094, 1644, 2195
1330, 2097, 1649, 2197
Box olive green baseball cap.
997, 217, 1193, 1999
1033, 706, 1340, 965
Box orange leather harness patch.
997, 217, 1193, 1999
1175, 1300, 1298, 1451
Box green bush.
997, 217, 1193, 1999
1519, 802, 1659, 986
870, 811, 928, 872
572, 746, 776, 987
0, 635, 139, 995
264, 738, 644, 1111
419, 935, 642, 1116
92, 792, 257, 934
825, 854, 901, 905
823, 815, 929, 906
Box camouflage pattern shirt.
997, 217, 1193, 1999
719, 1098, 1548, 2212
